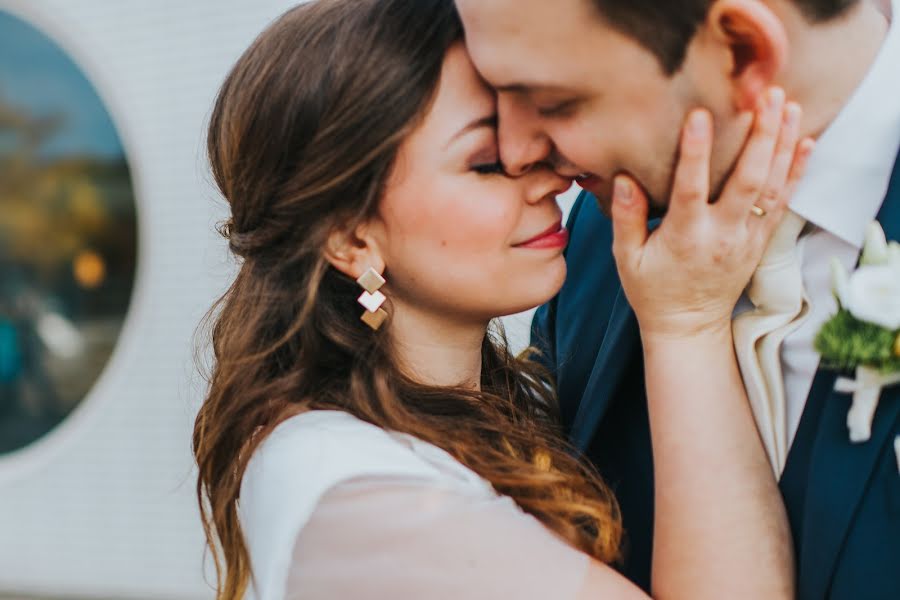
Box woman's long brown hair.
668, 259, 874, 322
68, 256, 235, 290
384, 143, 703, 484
194, 1, 622, 597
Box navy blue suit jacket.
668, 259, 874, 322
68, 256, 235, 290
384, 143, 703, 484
532, 154, 900, 599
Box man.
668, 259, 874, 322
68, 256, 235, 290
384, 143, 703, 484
457, 1, 900, 598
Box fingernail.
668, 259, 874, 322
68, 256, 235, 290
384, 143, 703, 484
768, 87, 785, 110
784, 103, 801, 127
801, 138, 816, 156
615, 177, 633, 204
688, 110, 710, 137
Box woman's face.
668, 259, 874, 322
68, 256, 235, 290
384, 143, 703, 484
372, 43, 573, 324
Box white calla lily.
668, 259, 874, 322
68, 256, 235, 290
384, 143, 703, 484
895, 436, 900, 474
888, 241, 900, 269
843, 264, 900, 330
830, 257, 851, 307
861, 222, 890, 266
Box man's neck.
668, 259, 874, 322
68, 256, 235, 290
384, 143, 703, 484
778, 1, 890, 139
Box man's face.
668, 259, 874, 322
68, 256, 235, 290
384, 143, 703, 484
457, 0, 749, 213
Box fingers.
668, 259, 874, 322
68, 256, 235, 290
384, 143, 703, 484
784, 138, 816, 198
718, 87, 786, 221
752, 102, 802, 221
668, 110, 713, 221
748, 135, 815, 238
611, 175, 649, 267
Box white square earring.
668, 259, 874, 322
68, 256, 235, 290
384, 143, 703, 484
356, 267, 388, 330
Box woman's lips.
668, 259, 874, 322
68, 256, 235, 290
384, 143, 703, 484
515, 220, 569, 250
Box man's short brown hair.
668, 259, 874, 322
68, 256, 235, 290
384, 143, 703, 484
592, 0, 859, 73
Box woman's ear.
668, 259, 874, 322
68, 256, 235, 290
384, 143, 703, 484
324, 222, 386, 281
708, 0, 789, 111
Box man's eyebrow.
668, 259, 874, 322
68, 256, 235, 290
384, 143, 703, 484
494, 83, 564, 95
447, 114, 498, 147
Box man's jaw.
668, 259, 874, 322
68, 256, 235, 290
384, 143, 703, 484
574, 173, 612, 214
575, 173, 668, 220
562, 167, 663, 218
575, 172, 604, 192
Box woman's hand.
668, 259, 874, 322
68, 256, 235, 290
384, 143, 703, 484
611, 87, 814, 339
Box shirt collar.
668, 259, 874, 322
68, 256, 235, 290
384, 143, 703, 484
790, 0, 900, 248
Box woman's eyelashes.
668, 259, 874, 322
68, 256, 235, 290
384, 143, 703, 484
468, 139, 505, 175
472, 161, 505, 175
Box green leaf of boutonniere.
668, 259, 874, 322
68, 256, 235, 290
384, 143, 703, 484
815, 309, 900, 374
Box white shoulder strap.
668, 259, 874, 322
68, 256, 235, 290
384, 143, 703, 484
238, 410, 449, 600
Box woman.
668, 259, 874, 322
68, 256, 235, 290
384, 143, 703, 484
193, 0, 812, 598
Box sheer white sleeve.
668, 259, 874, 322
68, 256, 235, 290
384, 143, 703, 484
283, 476, 592, 599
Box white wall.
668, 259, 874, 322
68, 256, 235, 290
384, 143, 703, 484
0, 2, 580, 598
0, 2, 299, 597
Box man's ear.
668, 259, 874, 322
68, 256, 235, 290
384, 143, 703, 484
324, 222, 386, 282
708, 0, 789, 111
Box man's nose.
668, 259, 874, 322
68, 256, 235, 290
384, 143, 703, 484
498, 97, 553, 177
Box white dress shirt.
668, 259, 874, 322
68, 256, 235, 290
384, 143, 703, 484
735, 0, 900, 447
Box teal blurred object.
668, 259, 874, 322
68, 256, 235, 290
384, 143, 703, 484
0, 318, 21, 383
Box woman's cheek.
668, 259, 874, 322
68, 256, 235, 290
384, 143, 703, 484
448, 190, 521, 250
386, 177, 521, 262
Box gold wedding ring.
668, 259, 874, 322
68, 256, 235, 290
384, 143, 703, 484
750, 204, 767, 218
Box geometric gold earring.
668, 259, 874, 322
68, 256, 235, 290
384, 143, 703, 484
356, 267, 388, 330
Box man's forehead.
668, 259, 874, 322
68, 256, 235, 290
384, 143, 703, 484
458, 0, 594, 40
463, 31, 599, 94
458, 0, 607, 72
468, 51, 566, 95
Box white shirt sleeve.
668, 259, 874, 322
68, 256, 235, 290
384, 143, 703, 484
283, 476, 591, 600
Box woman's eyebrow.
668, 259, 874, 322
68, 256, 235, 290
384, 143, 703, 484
446, 114, 498, 148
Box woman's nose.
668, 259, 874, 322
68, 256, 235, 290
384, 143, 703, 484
524, 168, 574, 205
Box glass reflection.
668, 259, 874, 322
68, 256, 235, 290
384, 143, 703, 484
0, 11, 137, 455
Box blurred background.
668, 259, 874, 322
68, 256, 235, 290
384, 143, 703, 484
0, 1, 579, 598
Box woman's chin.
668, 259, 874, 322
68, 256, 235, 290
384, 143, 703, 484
496, 260, 567, 317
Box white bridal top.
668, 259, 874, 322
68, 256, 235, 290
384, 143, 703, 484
238, 410, 591, 599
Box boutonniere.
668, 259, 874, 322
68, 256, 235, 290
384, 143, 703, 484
815, 222, 900, 450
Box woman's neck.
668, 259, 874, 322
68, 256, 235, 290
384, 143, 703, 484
388, 302, 488, 391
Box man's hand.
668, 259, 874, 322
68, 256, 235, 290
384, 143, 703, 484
611, 87, 814, 339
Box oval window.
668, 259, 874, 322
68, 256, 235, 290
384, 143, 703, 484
0, 11, 138, 455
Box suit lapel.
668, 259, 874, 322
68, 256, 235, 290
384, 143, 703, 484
570, 286, 640, 451
779, 369, 837, 543
569, 218, 662, 451
799, 387, 900, 599
797, 152, 900, 599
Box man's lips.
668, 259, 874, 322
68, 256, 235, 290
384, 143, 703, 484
514, 220, 569, 249
575, 173, 613, 215
576, 173, 604, 192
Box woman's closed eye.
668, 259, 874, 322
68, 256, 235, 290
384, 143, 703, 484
472, 161, 505, 175
468, 145, 504, 175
